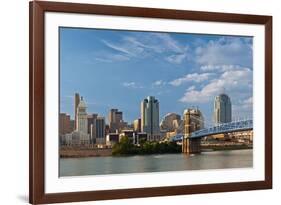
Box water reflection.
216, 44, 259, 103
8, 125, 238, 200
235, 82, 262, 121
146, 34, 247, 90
59, 149, 253, 177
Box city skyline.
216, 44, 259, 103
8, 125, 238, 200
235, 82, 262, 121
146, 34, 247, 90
60, 27, 253, 124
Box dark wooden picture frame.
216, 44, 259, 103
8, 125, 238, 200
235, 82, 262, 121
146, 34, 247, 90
29, 1, 272, 204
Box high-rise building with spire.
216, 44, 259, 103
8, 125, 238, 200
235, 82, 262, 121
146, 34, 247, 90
75, 96, 90, 144
76, 97, 88, 133
64, 96, 90, 145
74, 93, 80, 129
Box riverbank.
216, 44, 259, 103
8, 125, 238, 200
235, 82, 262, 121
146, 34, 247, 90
59, 142, 252, 158
60, 147, 112, 158
201, 144, 252, 152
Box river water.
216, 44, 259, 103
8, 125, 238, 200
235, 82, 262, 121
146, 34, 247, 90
59, 149, 252, 176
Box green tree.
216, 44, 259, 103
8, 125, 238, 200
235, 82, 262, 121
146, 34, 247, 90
112, 136, 181, 155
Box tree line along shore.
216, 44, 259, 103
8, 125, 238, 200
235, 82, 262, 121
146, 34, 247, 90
60, 136, 252, 158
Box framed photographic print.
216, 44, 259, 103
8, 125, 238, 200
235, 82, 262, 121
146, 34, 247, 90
29, 1, 272, 204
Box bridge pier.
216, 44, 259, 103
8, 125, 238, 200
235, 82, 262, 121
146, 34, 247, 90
182, 137, 189, 153
182, 137, 201, 154
182, 108, 203, 154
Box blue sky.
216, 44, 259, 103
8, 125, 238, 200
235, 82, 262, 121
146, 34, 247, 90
60, 27, 253, 126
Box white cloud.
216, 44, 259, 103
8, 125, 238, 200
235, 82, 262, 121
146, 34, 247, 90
123, 36, 163, 54
151, 33, 189, 64
169, 73, 213, 86
122, 82, 136, 87
122, 82, 143, 89
102, 39, 143, 57
166, 54, 187, 64
187, 85, 196, 91
200, 64, 242, 72
195, 37, 252, 67
152, 80, 166, 87
179, 66, 252, 103
95, 54, 130, 63
100, 33, 189, 64
151, 33, 186, 53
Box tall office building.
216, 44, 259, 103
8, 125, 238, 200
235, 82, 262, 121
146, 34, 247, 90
76, 96, 89, 144
95, 117, 106, 144
87, 114, 98, 144
214, 93, 232, 124
133, 118, 141, 132
59, 113, 73, 135
108, 109, 123, 133
141, 96, 160, 141
74, 93, 80, 129
76, 97, 87, 132
109, 109, 122, 123
69, 119, 75, 132
64, 95, 90, 145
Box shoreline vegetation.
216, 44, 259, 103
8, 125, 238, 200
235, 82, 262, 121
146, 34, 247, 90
112, 136, 181, 156
201, 144, 252, 151
60, 136, 252, 158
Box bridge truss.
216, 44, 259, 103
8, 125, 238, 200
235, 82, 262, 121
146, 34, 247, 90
171, 119, 253, 141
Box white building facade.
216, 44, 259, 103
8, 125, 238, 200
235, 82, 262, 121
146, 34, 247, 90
76, 97, 90, 144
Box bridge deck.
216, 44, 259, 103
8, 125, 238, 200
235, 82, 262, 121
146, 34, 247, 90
171, 119, 253, 141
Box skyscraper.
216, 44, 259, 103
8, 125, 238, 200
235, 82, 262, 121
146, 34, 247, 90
76, 96, 89, 144
141, 96, 160, 141
74, 93, 80, 130
96, 117, 106, 145
59, 113, 73, 135
108, 109, 124, 133
88, 113, 98, 144
133, 118, 141, 132
76, 97, 88, 132
69, 119, 75, 132
214, 93, 232, 124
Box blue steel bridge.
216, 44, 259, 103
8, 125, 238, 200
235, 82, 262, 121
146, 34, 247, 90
171, 119, 253, 142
